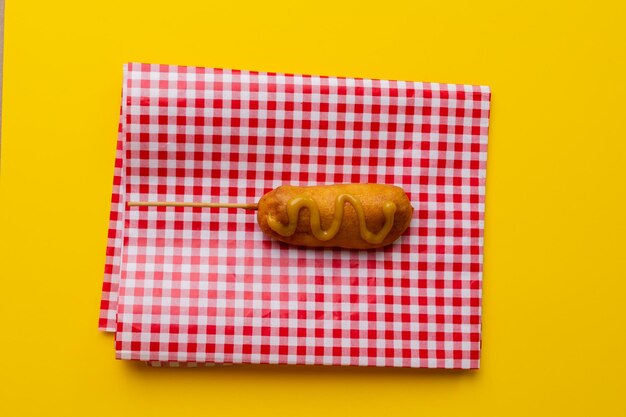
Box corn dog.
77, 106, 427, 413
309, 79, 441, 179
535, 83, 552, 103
129, 183, 413, 249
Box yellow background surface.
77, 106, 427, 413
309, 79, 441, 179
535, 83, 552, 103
1, 0, 625, 415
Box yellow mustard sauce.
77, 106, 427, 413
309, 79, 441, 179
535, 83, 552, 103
267, 194, 397, 244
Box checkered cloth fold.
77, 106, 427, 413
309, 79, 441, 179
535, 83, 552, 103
100, 63, 490, 368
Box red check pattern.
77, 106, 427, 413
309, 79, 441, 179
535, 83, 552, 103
99, 82, 127, 331
101, 63, 490, 369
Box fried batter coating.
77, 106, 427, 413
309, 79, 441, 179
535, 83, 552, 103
257, 184, 413, 249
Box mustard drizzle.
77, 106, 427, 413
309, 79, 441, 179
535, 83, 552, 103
267, 194, 397, 244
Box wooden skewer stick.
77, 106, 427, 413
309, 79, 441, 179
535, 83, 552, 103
127, 201, 259, 210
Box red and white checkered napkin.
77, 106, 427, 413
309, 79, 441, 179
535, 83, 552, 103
99, 63, 490, 369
